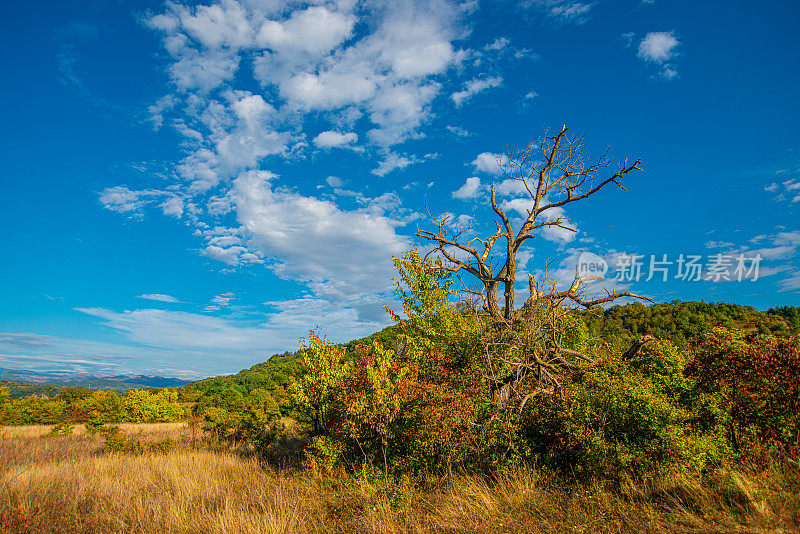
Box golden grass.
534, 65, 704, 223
0, 422, 188, 439
1, 426, 798, 533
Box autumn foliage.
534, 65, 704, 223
287, 252, 800, 480
687, 329, 800, 456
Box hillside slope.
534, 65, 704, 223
181, 301, 798, 401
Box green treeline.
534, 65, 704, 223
0, 387, 185, 425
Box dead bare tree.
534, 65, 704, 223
416, 125, 653, 412
418, 124, 647, 322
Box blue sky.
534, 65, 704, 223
1, 0, 798, 379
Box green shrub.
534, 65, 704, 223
100, 426, 174, 454
516, 355, 730, 477
46, 422, 74, 436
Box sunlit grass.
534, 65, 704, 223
0, 421, 188, 439
1, 425, 797, 533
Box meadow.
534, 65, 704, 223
1, 422, 798, 533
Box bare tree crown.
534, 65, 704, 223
417, 125, 648, 322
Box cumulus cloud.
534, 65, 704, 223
255, 6, 356, 55
229, 170, 412, 300
472, 152, 509, 175
313, 130, 359, 149
99, 0, 489, 349
452, 176, 482, 200
637, 31, 680, 63
326, 175, 344, 187
160, 196, 184, 218
636, 31, 680, 79
249, 0, 462, 145
501, 197, 577, 243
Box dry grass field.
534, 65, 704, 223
1, 424, 798, 533
0, 422, 188, 439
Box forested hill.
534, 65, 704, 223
181, 301, 798, 399
181, 324, 403, 399
580, 301, 799, 348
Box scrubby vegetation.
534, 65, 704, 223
2, 253, 799, 532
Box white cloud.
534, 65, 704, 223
256, 6, 356, 55
767, 178, 800, 202
99, 187, 169, 215
205, 244, 263, 266
495, 178, 528, 197
100, 0, 483, 348
372, 151, 422, 176
138, 294, 181, 303
211, 292, 235, 306
636, 31, 680, 79
701, 230, 800, 283
501, 196, 577, 243
784, 179, 800, 191
472, 152, 509, 175
147, 0, 464, 146
230, 170, 412, 300
0, 332, 52, 349
446, 125, 471, 136
637, 31, 680, 63
778, 271, 800, 292
452, 176, 482, 200
524, 1, 594, 24
161, 196, 184, 218
451, 76, 502, 107
313, 130, 359, 149
147, 95, 177, 130
485, 37, 510, 51
661, 67, 678, 80
621, 31, 635, 48
249, 0, 461, 144
170, 48, 241, 93
76, 307, 275, 353
326, 175, 344, 187
71, 296, 388, 374
175, 0, 253, 49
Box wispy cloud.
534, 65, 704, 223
522, 0, 595, 24
765, 177, 800, 203
138, 293, 181, 303
0, 333, 53, 349
451, 76, 503, 107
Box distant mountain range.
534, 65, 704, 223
0, 368, 191, 392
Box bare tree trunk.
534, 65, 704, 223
504, 254, 515, 321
